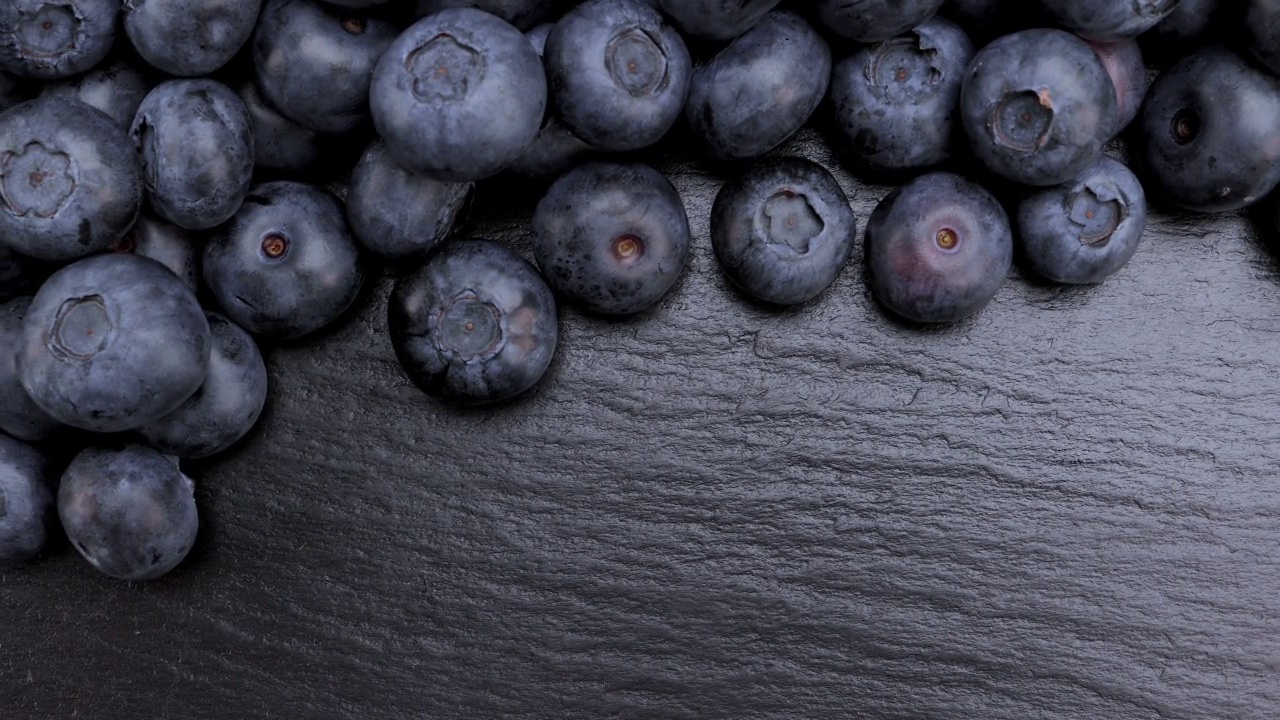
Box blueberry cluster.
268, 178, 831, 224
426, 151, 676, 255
0, 0, 1260, 579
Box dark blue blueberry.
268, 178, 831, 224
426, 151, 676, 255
58, 444, 198, 581
254, 0, 398, 136
1088, 39, 1146, 138
1249, 1, 1280, 76
131, 79, 255, 231
1018, 155, 1146, 285
204, 181, 365, 340
1148, 0, 1224, 54
509, 22, 596, 179
816, 0, 944, 43
829, 16, 973, 174
1139, 47, 1280, 213
685, 11, 829, 161
18, 253, 211, 433
113, 212, 202, 294
532, 162, 690, 316
866, 172, 1012, 324
545, 0, 691, 152
1038, 0, 1176, 41
347, 141, 473, 262
656, 0, 780, 41
371, 8, 546, 181
960, 29, 1116, 187
0, 0, 118, 80
710, 158, 857, 306
39, 56, 155, 130
0, 432, 53, 563
140, 313, 268, 459
236, 80, 323, 173
0, 97, 143, 261
0, 298, 63, 442
414, 0, 555, 30
389, 239, 558, 405
124, 0, 262, 77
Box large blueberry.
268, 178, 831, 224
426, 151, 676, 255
960, 29, 1116, 187
236, 80, 323, 173
829, 16, 973, 174
0, 0, 118, 79
1018, 155, 1146, 285
545, 0, 691, 152
0, 97, 143, 261
18, 253, 211, 433
59, 444, 198, 581
1139, 47, 1280, 213
347, 141, 472, 262
711, 158, 857, 306
866, 172, 1012, 324
113, 212, 202, 294
140, 313, 268, 459
532, 162, 690, 316
414, 0, 555, 29
371, 8, 545, 181
204, 182, 365, 341
39, 57, 154, 129
389, 239, 558, 405
1038, 0, 1176, 41
0, 432, 53, 563
131, 79, 255, 230
685, 11, 830, 161
0, 298, 63, 442
656, 0, 781, 41
124, 0, 262, 77
816, 0, 945, 43
254, 0, 398, 136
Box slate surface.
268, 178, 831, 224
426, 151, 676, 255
4, 131, 1279, 720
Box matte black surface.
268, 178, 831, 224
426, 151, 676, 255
5, 132, 1280, 719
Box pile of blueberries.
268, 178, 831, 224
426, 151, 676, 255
0, 0, 1269, 580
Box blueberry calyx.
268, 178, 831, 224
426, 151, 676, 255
260, 233, 289, 260
436, 291, 505, 361
406, 34, 486, 103
759, 190, 823, 254
50, 295, 111, 360
606, 28, 668, 98
992, 89, 1054, 152
1067, 181, 1127, 247
1171, 107, 1199, 145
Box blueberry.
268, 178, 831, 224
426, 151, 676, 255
123, 0, 262, 77
0, 432, 53, 563
685, 11, 830, 161
960, 29, 1116, 187
254, 0, 399, 136
39, 57, 154, 129
655, 0, 781, 41
414, 0, 555, 30
389, 239, 558, 405
1038, 0, 1176, 42
131, 79, 255, 231
1087, 39, 1146, 138
829, 16, 973, 174
866, 172, 1012, 324
1018, 155, 1146, 285
0, 298, 63, 442
0, 97, 143, 261
545, 0, 691, 152
710, 158, 857, 306
0, 0, 118, 80
140, 313, 268, 459
816, 0, 945, 44
203, 181, 365, 340
18, 253, 211, 433
371, 8, 546, 181
1138, 47, 1280, 213
113, 212, 202, 294
1148, 0, 1225, 54
509, 22, 596, 179
235, 80, 324, 173
532, 162, 690, 315
346, 141, 473, 262
58, 444, 198, 581
941, 0, 1028, 39
1248, 0, 1280, 76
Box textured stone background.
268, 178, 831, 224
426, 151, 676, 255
5, 131, 1280, 719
